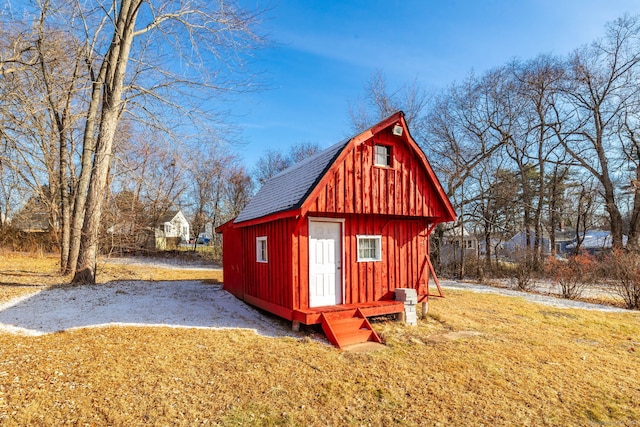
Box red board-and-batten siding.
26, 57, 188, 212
219, 112, 456, 323
306, 126, 448, 219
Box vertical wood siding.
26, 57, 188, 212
290, 214, 429, 308
306, 127, 446, 219
220, 225, 244, 298
342, 216, 428, 304
238, 218, 295, 309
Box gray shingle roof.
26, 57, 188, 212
157, 210, 179, 224
234, 138, 350, 224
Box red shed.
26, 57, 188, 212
216, 112, 456, 348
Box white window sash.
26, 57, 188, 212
256, 236, 268, 263
357, 235, 382, 262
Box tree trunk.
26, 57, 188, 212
484, 225, 492, 269
72, 0, 142, 284
66, 77, 103, 274
597, 133, 624, 250
430, 225, 444, 274
59, 129, 71, 271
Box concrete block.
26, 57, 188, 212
394, 288, 417, 301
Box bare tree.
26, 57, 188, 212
187, 147, 231, 249
561, 15, 640, 250
253, 149, 291, 187
224, 165, 253, 218
423, 73, 508, 276
511, 56, 567, 265
289, 141, 321, 163
253, 142, 320, 188
108, 125, 188, 249
0, 16, 85, 269
17, 0, 265, 284
348, 69, 431, 132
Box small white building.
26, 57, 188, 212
155, 210, 190, 247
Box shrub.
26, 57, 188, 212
545, 254, 595, 299
0, 226, 59, 253
603, 251, 640, 310
513, 260, 535, 291
510, 250, 539, 291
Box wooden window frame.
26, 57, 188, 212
256, 236, 268, 263
374, 144, 392, 167
356, 235, 382, 262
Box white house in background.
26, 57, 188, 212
155, 210, 190, 243
442, 224, 478, 264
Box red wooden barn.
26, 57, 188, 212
216, 112, 456, 348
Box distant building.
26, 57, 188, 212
441, 224, 478, 263
154, 210, 190, 249
553, 229, 577, 255
106, 209, 190, 251
501, 229, 552, 256
565, 230, 627, 255
11, 211, 51, 233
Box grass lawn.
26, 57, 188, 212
1, 252, 639, 425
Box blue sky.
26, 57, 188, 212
233, 0, 640, 168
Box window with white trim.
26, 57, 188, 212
374, 144, 392, 167
357, 235, 382, 262
256, 236, 268, 263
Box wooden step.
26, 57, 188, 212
320, 308, 382, 349
335, 329, 376, 347
330, 317, 367, 331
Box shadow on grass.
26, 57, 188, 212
0, 280, 297, 338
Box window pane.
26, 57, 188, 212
375, 145, 390, 166
358, 239, 370, 258
257, 237, 268, 262
358, 237, 380, 261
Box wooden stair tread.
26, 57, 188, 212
329, 317, 367, 329
320, 308, 383, 349
337, 330, 375, 346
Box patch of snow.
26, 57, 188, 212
440, 280, 628, 312
0, 281, 296, 337
1, 276, 630, 339
100, 256, 221, 271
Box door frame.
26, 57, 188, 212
308, 217, 345, 307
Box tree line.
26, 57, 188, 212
351, 15, 640, 276
0, 0, 264, 284
3, 4, 640, 287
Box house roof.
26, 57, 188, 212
566, 230, 627, 249
12, 211, 50, 232
443, 223, 475, 238
157, 210, 180, 224
234, 138, 349, 224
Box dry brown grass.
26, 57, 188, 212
1, 252, 639, 425
0, 253, 222, 287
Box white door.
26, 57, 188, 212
309, 220, 342, 307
